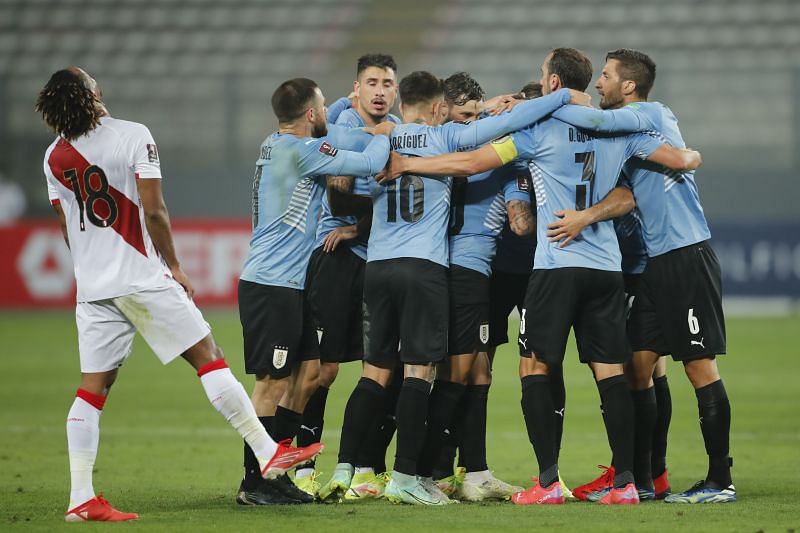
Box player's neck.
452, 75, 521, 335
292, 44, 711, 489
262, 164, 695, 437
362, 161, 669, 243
278, 122, 311, 137
356, 106, 385, 128
401, 108, 431, 126
621, 96, 646, 107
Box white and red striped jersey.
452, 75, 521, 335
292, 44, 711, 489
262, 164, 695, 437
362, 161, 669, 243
43, 116, 172, 302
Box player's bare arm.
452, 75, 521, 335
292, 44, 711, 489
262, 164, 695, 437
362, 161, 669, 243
547, 186, 635, 247
136, 178, 194, 297
380, 143, 505, 184
647, 145, 702, 171
52, 202, 69, 248
507, 199, 535, 236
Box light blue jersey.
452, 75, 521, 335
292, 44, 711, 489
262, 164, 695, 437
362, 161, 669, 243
449, 161, 532, 276
241, 125, 389, 288
553, 102, 711, 257
614, 175, 648, 275
315, 108, 401, 260
368, 88, 572, 266
501, 117, 662, 271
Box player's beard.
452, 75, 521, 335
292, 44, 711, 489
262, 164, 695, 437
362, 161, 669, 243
361, 106, 388, 125
312, 119, 328, 138
599, 87, 624, 110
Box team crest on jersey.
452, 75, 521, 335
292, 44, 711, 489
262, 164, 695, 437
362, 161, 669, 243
319, 141, 338, 157
146, 143, 159, 163
516, 174, 531, 192
273, 346, 289, 369
479, 323, 490, 344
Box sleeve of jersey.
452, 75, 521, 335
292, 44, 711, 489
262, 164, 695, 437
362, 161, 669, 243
503, 166, 533, 203
42, 153, 60, 205
453, 88, 570, 149
326, 124, 372, 151
45, 172, 60, 205
301, 135, 390, 177
551, 105, 654, 133
131, 125, 162, 179
327, 97, 352, 124
627, 132, 664, 160
489, 133, 523, 166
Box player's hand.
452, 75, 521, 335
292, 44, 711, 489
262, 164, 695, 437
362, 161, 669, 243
376, 151, 405, 184
323, 225, 358, 253
546, 209, 593, 247
348, 91, 358, 109
568, 90, 592, 107
682, 148, 702, 170
373, 121, 396, 137
170, 266, 195, 298
483, 94, 521, 115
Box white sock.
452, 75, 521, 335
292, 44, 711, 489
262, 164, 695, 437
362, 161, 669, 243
295, 468, 315, 479
465, 470, 492, 484
199, 363, 278, 472
66, 395, 101, 509
355, 466, 374, 475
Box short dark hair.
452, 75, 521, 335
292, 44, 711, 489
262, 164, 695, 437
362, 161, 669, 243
35, 69, 101, 140
605, 48, 656, 99
357, 54, 397, 77
517, 81, 543, 100
399, 71, 443, 107
271, 78, 319, 123
443, 72, 485, 106
548, 48, 593, 91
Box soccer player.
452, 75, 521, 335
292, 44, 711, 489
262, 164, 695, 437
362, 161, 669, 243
298, 54, 401, 498
386, 48, 701, 505
319, 70, 583, 505
419, 72, 527, 501
237, 77, 392, 505
36, 68, 323, 521
543, 48, 733, 503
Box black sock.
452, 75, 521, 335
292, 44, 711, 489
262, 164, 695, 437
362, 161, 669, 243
461, 384, 490, 472
597, 375, 635, 488
631, 387, 657, 489
652, 375, 672, 476
296, 386, 329, 470
272, 406, 302, 443
549, 365, 566, 461
521, 375, 558, 488
417, 380, 466, 477
433, 431, 458, 480
393, 377, 431, 476
339, 377, 385, 465
242, 416, 273, 490
357, 369, 401, 472
695, 379, 732, 487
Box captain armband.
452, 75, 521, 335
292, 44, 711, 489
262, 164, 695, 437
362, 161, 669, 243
490, 135, 519, 165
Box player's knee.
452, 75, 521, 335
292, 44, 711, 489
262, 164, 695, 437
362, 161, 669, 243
319, 363, 339, 387
683, 357, 720, 388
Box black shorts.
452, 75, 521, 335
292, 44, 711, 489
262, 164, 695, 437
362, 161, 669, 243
629, 241, 726, 361
238, 280, 320, 378
488, 269, 530, 349
306, 245, 365, 363
363, 258, 448, 366
518, 268, 631, 366
448, 265, 490, 356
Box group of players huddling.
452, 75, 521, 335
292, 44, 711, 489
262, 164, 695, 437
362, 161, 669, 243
37, 47, 736, 521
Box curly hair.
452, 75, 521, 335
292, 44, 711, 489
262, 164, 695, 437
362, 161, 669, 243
35, 69, 101, 140
443, 72, 485, 106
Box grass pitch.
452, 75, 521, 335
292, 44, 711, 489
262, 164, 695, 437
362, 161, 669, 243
1, 311, 799, 531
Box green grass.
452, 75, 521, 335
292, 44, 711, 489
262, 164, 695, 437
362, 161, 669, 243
1, 311, 799, 531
